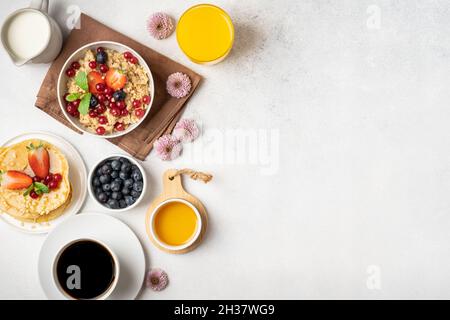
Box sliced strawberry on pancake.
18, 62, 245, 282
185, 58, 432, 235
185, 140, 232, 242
27, 143, 50, 179
0, 170, 33, 190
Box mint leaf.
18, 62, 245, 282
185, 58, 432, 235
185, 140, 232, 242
34, 182, 49, 194
66, 93, 81, 102
75, 71, 88, 91
78, 93, 91, 115
23, 184, 34, 197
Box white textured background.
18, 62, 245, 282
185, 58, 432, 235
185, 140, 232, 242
1, 0, 450, 299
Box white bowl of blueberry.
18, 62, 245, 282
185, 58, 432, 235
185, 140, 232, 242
88, 154, 146, 211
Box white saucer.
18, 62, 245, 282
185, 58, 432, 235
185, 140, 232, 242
0, 131, 87, 233
38, 213, 146, 300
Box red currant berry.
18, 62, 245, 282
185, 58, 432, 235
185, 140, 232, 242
53, 173, 62, 183
116, 101, 126, 109
99, 64, 109, 73
142, 95, 151, 105
114, 122, 125, 131
43, 174, 53, 185
72, 99, 80, 108
30, 191, 39, 199
98, 116, 108, 124
73, 110, 80, 118
48, 180, 59, 190
96, 83, 106, 92
104, 87, 113, 95
88, 61, 97, 69
110, 107, 121, 117
96, 47, 104, 53
132, 99, 141, 108
96, 126, 106, 135
97, 94, 106, 102
129, 56, 138, 64
32, 176, 42, 183
71, 61, 80, 69
123, 51, 133, 60
135, 108, 145, 118
66, 104, 77, 115
66, 68, 75, 77
96, 105, 106, 114
120, 109, 129, 116
89, 110, 97, 118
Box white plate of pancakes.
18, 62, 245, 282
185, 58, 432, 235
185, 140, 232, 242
0, 132, 87, 233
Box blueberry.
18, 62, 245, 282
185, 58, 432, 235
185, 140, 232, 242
93, 177, 101, 187
96, 167, 103, 176
121, 187, 130, 195
111, 180, 121, 192
102, 183, 111, 192
111, 191, 122, 200
97, 192, 108, 203
121, 163, 132, 173
107, 199, 119, 209
95, 187, 102, 195
131, 170, 142, 181
133, 181, 143, 192
119, 157, 130, 164
111, 160, 122, 171
111, 170, 119, 179
113, 90, 126, 101
96, 51, 107, 64
99, 175, 110, 184
119, 171, 129, 180
119, 199, 127, 208
124, 178, 134, 189
101, 164, 112, 175
124, 196, 135, 206
130, 190, 140, 198
89, 95, 98, 108
114, 177, 123, 183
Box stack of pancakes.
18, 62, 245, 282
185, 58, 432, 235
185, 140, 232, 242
0, 139, 71, 223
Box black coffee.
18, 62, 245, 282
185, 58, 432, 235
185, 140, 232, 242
56, 240, 116, 300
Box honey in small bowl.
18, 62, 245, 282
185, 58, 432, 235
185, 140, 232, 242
152, 199, 201, 248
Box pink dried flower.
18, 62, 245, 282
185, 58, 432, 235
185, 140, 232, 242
173, 119, 200, 143
147, 12, 174, 40
166, 72, 192, 99
154, 134, 182, 161
146, 268, 169, 291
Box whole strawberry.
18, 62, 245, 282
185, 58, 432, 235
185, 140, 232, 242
27, 143, 50, 179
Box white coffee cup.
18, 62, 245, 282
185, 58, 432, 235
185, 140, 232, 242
52, 238, 120, 300
0, 0, 63, 66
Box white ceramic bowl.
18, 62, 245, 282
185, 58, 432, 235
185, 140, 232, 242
57, 41, 155, 138
87, 154, 147, 212
149, 198, 202, 251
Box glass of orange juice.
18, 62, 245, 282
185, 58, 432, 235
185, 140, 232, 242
176, 4, 234, 65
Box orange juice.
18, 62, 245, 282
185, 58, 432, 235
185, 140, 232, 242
153, 201, 198, 246
176, 4, 234, 64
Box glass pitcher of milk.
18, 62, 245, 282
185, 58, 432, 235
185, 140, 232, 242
0, 0, 62, 66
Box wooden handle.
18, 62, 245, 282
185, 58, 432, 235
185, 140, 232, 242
162, 169, 187, 198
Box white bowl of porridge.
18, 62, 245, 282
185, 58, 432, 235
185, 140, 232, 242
57, 41, 155, 138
